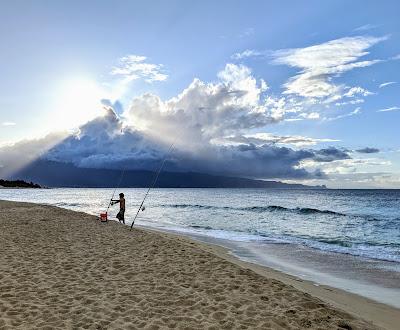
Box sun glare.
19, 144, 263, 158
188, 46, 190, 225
54, 77, 107, 130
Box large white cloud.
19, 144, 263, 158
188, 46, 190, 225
123, 64, 277, 151
272, 36, 384, 100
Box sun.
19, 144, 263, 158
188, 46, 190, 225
53, 77, 107, 130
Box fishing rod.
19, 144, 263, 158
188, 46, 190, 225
130, 141, 176, 230
105, 167, 126, 216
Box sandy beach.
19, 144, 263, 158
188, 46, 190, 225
0, 200, 398, 329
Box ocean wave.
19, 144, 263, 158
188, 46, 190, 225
189, 224, 213, 230
185, 225, 400, 262
300, 239, 400, 263
295, 207, 345, 216
54, 202, 82, 207
161, 203, 347, 217
154, 219, 400, 262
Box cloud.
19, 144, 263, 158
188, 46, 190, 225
238, 28, 255, 38
298, 157, 390, 177
1, 122, 16, 126
124, 63, 278, 149
111, 55, 168, 83
231, 49, 266, 60
272, 36, 385, 100
1, 109, 330, 180
0, 131, 68, 178
301, 171, 400, 189
217, 133, 340, 147
231, 35, 388, 123
0, 64, 353, 181
300, 112, 320, 120
285, 118, 303, 122
392, 54, 400, 60
324, 107, 361, 121
43, 108, 170, 171
335, 98, 364, 106
353, 24, 378, 32
312, 147, 350, 162
377, 106, 400, 112
356, 147, 380, 154
0, 62, 375, 183
343, 86, 373, 97
379, 81, 396, 88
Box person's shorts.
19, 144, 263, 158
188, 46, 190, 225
116, 208, 125, 221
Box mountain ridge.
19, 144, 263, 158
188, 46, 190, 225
9, 160, 327, 189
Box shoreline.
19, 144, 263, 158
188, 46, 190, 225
142, 226, 400, 307
1, 200, 399, 329
137, 226, 400, 330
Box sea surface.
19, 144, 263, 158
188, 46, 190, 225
2, 188, 399, 262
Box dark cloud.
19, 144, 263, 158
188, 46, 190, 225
312, 147, 351, 162
356, 147, 380, 154
164, 144, 323, 179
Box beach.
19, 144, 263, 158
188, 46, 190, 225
0, 200, 398, 329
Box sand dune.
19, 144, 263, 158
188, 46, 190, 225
0, 200, 380, 329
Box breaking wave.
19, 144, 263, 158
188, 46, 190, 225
162, 203, 348, 217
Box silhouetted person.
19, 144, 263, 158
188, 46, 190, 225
111, 193, 125, 224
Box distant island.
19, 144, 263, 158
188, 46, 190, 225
7, 160, 327, 189
0, 179, 41, 188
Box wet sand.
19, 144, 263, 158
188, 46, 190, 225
0, 200, 396, 329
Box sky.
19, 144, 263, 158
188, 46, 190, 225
0, 0, 399, 188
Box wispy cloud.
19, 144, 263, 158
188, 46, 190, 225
298, 157, 390, 176
285, 118, 304, 122
272, 36, 385, 99
325, 107, 361, 121
377, 106, 400, 112
300, 112, 320, 120
392, 54, 400, 60
111, 55, 168, 83
218, 133, 340, 147
353, 24, 378, 32
230, 36, 388, 124
231, 49, 265, 60
379, 81, 397, 88
238, 28, 255, 38
1, 122, 16, 126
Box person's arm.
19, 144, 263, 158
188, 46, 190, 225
111, 199, 120, 205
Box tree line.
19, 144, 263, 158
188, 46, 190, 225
0, 179, 41, 188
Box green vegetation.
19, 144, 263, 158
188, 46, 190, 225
0, 179, 41, 188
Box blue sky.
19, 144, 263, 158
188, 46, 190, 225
0, 0, 399, 188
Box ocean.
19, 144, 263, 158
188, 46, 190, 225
1, 188, 399, 306
2, 188, 399, 262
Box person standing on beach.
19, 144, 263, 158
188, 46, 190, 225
111, 193, 125, 224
